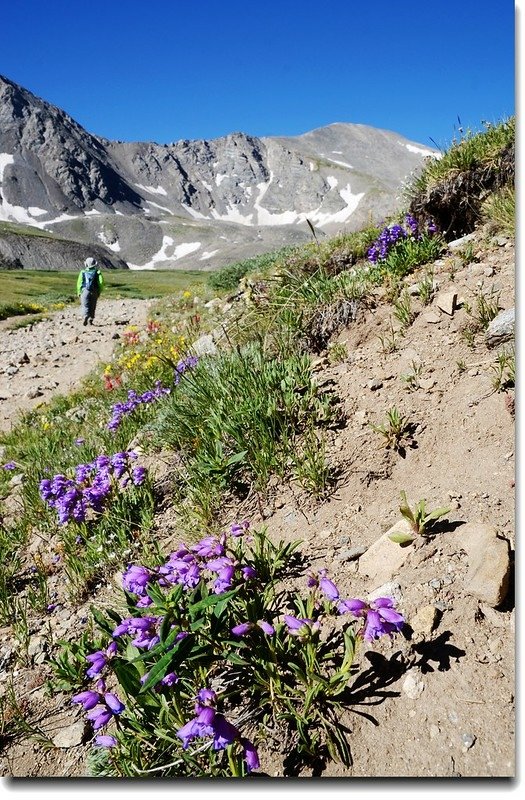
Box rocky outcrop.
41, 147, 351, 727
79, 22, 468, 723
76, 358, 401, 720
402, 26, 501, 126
0, 229, 129, 271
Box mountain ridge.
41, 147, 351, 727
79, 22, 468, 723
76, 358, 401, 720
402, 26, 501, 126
0, 74, 438, 271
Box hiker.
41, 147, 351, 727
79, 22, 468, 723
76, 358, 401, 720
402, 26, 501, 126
77, 257, 104, 326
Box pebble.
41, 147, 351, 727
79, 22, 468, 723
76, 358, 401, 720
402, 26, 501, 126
461, 733, 476, 751
430, 724, 440, 739
368, 379, 383, 391
335, 545, 368, 562
402, 672, 425, 699
368, 581, 403, 604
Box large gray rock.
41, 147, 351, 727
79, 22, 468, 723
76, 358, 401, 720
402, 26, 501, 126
459, 522, 511, 607
485, 308, 515, 349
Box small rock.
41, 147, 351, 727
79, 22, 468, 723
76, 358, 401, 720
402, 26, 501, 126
25, 389, 44, 399
53, 720, 86, 749
479, 605, 509, 629
435, 290, 458, 316
368, 581, 403, 604
460, 732, 476, 751
430, 724, 440, 739
467, 368, 479, 377
459, 523, 511, 607
418, 378, 436, 391
402, 672, 425, 699
191, 334, 217, 357
111, 332, 120, 340
448, 233, 477, 251
484, 267, 495, 277
485, 308, 515, 349
358, 519, 415, 585
423, 312, 441, 324
411, 605, 440, 636
335, 545, 368, 562
368, 379, 383, 391
448, 710, 459, 724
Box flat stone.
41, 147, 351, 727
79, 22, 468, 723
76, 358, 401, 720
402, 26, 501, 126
52, 720, 86, 748
358, 519, 414, 585
368, 379, 383, 391
435, 290, 458, 316
485, 308, 515, 349
458, 522, 511, 607
448, 233, 477, 250
418, 378, 436, 391
423, 312, 441, 324
335, 545, 368, 562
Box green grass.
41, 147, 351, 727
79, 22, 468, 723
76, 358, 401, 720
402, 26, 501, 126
0, 269, 211, 320
406, 117, 515, 199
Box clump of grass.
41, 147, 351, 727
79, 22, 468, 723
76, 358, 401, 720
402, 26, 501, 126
482, 184, 515, 236
407, 117, 515, 238
370, 407, 415, 456
490, 349, 515, 391
148, 343, 339, 525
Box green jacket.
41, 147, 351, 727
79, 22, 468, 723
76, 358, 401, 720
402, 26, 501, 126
77, 267, 104, 296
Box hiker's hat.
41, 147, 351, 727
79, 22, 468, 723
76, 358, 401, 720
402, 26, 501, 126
85, 257, 98, 268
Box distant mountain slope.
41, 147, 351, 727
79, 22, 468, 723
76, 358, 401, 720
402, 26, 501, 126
0, 74, 438, 271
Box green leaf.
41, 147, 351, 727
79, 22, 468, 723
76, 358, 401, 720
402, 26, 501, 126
225, 450, 248, 467
139, 635, 193, 693
388, 531, 415, 545
225, 652, 249, 666
188, 588, 237, 615
424, 506, 451, 522
89, 605, 115, 636
113, 659, 142, 696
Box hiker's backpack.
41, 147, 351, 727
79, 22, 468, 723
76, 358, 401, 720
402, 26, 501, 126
83, 269, 99, 294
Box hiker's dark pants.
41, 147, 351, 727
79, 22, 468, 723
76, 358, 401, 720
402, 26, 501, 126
80, 290, 98, 321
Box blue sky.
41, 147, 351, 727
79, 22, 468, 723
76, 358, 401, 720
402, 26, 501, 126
1, 0, 516, 149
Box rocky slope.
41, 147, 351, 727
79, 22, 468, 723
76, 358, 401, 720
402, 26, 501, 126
0, 226, 515, 778
1, 74, 437, 271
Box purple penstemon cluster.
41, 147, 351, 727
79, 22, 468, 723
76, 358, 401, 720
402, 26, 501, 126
107, 381, 171, 432
119, 521, 255, 609
367, 214, 438, 264
39, 450, 147, 525
177, 688, 259, 772
306, 570, 405, 641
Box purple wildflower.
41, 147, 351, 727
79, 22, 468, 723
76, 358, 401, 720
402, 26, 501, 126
85, 651, 107, 678
2, 462, 16, 470
230, 520, 250, 537
94, 735, 117, 748
122, 564, 152, 596
338, 596, 405, 640
104, 693, 125, 715
191, 536, 224, 558
241, 737, 260, 772
72, 690, 101, 710
318, 572, 340, 601
160, 672, 179, 687
86, 705, 113, 730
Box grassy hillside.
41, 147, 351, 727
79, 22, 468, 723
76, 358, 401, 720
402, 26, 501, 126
0, 118, 515, 779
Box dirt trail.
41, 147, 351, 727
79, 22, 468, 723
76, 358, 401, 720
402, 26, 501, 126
0, 298, 153, 433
